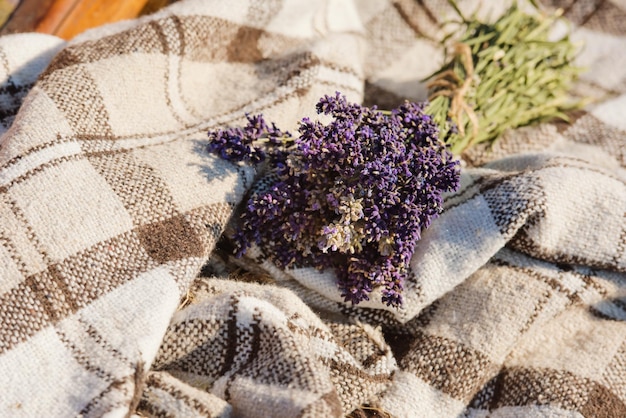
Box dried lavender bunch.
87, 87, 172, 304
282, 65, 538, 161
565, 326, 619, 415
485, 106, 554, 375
207, 114, 290, 164
426, 2, 584, 154
207, 93, 460, 307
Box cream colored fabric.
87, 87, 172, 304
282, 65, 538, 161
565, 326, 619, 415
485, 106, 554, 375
0, 1, 624, 417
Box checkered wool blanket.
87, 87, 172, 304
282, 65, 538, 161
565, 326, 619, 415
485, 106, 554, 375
0, 0, 624, 417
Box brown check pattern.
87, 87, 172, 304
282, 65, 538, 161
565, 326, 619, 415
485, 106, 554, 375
0, 0, 624, 417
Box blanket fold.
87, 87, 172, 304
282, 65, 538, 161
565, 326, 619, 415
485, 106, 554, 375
0, 0, 624, 417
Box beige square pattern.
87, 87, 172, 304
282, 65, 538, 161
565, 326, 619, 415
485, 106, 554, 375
7, 159, 133, 262
0, 0, 624, 417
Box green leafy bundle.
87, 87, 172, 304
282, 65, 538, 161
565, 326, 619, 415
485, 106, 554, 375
427, 3, 584, 154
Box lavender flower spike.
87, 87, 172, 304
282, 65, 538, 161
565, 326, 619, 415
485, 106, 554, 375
207, 93, 460, 307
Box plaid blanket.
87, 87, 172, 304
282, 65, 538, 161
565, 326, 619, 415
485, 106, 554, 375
0, 0, 624, 417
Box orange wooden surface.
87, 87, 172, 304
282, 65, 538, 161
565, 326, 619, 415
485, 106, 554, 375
35, 0, 150, 39
0, 0, 177, 38
0, 0, 56, 35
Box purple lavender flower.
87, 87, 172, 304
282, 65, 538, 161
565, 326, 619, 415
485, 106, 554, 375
207, 114, 290, 164
207, 92, 460, 307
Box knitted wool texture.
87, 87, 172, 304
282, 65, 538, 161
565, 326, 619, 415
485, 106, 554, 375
0, 1, 625, 417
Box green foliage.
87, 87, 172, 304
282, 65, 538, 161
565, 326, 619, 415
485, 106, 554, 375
426, 3, 585, 154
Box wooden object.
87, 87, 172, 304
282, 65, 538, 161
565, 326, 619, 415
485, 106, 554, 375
1, 0, 175, 39
0, 0, 55, 34
36, 0, 150, 39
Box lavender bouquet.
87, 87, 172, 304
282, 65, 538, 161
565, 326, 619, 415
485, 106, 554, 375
208, 93, 460, 307
206, 3, 584, 308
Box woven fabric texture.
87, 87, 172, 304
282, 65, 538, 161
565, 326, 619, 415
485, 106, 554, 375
0, 0, 624, 417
